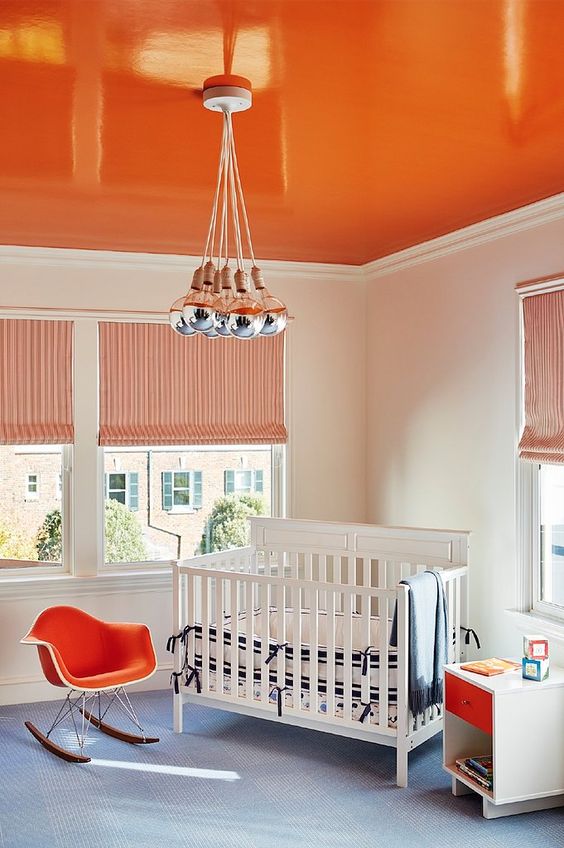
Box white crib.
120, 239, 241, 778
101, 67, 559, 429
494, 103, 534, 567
170, 517, 470, 787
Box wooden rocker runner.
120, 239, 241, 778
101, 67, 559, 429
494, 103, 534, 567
21, 606, 159, 763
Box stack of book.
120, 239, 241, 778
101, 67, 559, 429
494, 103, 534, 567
455, 755, 493, 791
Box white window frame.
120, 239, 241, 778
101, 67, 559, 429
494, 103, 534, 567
105, 471, 138, 511
514, 276, 564, 638
106, 471, 127, 504
226, 468, 265, 496
25, 472, 39, 501
165, 469, 196, 514
0, 309, 289, 589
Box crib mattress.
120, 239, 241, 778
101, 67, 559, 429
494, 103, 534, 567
183, 606, 399, 726
203, 670, 399, 729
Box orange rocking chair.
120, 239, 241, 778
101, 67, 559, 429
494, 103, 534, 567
21, 605, 159, 763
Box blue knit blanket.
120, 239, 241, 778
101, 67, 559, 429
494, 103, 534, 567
390, 570, 448, 716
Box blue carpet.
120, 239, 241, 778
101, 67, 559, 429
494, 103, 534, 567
0, 690, 562, 847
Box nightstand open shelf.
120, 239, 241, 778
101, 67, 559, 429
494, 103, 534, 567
443, 663, 564, 819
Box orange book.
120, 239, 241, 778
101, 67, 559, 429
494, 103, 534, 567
460, 658, 521, 677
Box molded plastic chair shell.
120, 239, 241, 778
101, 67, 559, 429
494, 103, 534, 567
21, 605, 157, 692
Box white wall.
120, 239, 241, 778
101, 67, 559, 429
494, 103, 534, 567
0, 250, 367, 704
3, 205, 563, 705
365, 216, 564, 659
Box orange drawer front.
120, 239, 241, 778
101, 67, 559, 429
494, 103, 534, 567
445, 673, 493, 735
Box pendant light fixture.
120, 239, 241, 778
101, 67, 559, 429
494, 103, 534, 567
169, 75, 288, 340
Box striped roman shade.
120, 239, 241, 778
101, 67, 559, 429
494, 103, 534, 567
0, 319, 74, 444
99, 323, 287, 446
519, 289, 564, 463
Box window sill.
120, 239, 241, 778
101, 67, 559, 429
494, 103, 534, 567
0, 568, 171, 602
168, 507, 195, 515
505, 608, 564, 643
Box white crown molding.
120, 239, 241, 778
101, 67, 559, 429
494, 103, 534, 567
0, 191, 562, 283
0, 244, 361, 281
362, 192, 564, 281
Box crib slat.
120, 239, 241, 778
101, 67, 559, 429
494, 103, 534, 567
363, 557, 370, 588
326, 590, 336, 718
361, 588, 370, 712
201, 575, 210, 693
277, 584, 286, 694
378, 559, 387, 588
454, 576, 461, 663
293, 585, 302, 711
245, 581, 253, 701
319, 555, 327, 610
187, 573, 196, 672
396, 585, 410, 770
305, 552, 313, 581
378, 560, 388, 618
215, 577, 224, 694
332, 554, 343, 613
230, 579, 238, 699
289, 551, 298, 579
342, 591, 353, 722
447, 579, 455, 664
310, 586, 319, 716
379, 596, 389, 729
261, 584, 270, 704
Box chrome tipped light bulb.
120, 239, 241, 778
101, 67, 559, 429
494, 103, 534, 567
212, 266, 234, 337
169, 295, 197, 336
202, 268, 223, 339
251, 267, 288, 336
226, 270, 265, 339
182, 262, 216, 333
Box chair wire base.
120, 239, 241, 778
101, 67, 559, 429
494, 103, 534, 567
25, 686, 158, 763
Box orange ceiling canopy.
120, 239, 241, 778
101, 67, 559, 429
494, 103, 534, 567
0, 0, 563, 265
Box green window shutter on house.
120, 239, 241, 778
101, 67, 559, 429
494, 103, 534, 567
162, 471, 173, 511
224, 469, 235, 494
104, 474, 108, 499
192, 471, 203, 508
254, 470, 264, 493
128, 472, 139, 511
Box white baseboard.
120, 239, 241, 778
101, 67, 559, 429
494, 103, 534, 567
0, 664, 173, 707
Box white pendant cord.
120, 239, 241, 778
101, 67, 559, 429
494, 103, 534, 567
229, 116, 257, 268
227, 114, 245, 272
215, 114, 230, 273
200, 107, 259, 284
202, 116, 229, 267
220, 112, 230, 269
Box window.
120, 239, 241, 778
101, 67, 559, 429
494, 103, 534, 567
26, 473, 39, 500
105, 472, 139, 510
517, 280, 564, 628
162, 470, 202, 512
103, 445, 281, 565
0, 315, 286, 579
539, 465, 564, 609
0, 445, 65, 569
224, 468, 264, 495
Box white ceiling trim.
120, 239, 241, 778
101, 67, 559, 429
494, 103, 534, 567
0, 191, 562, 282
0, 245, 360, 281
363, 192, 564, 281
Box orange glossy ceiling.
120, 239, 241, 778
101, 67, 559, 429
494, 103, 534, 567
0, 0, 563, 265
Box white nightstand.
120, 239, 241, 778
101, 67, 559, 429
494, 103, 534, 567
443, 662, 564, 818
